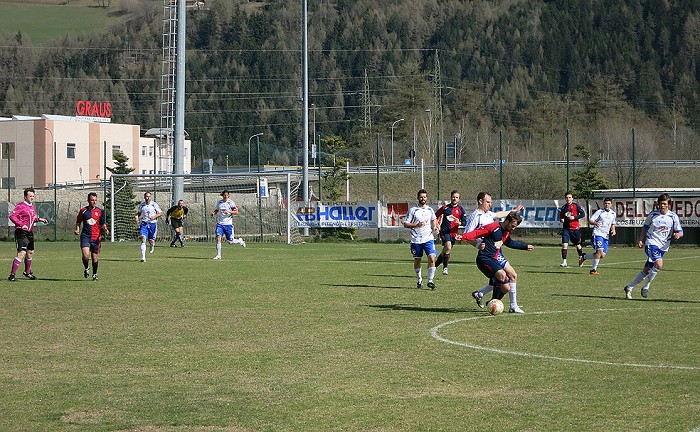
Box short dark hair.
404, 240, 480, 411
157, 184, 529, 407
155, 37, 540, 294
477, 191, 492, 202
144, 191, 152, 199
221, 190, 230, 196
450, 190, 459, 197
417, 189, 427, 198
87, 192, 97, 200
603, 197, 613, 203
505, 211, 523, 225
565, 191, 573, 197
23, 187, 35, 197
658, 193, 671, 203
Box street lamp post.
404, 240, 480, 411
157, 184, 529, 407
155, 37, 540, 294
391, 118, 404, 166
311, 103, 316, 167
248, 132, 263, 172
256, 134, 262, 173
44, 127, 56, 240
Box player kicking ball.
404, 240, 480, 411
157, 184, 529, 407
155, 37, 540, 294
462, 211, 534, 313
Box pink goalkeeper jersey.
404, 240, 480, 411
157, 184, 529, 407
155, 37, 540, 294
9, 201, 39, 232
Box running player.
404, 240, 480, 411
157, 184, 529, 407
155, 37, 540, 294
434, 190, 468, 275
462, 211, 534, 313
166, 199, 189, 247
75, 192, 108, 281
623, 193, 683, 299
211, 190, 246, 260
579, 197, 616, 274
136, 191, 163, 262
559, 191, 585, 267
403, 189, 439, 289
8, 187, 48, 281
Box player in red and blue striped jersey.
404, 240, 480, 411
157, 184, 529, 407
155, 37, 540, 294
434, 190, 468, 275
462, 211, 534, 313
75, 192, 108, 281
559, 191, 586, 267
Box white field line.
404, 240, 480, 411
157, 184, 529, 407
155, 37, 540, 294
431, 308, 700, 371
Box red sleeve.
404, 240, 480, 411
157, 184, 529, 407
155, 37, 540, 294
76, 207, 86, 224
463, 221, 498, 241
435, 205, 446, 218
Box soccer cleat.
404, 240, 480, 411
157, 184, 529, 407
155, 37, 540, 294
624, 287, 633, 300
92, 274, 99, 281
416, 282, 423, 289
471, 290, 484, 308
509, 305, 525, 314
578, 256, 586, 267
84, 269, 90, 279
590, 270, 600, 275
149, 247, 154, 254
641, 287, 648, 298
560, 261, 568, 267
140, 258, 146, 262
213, 255, 222, 260
22, 271, 36, 280
8, 274, 16, 282
179, 241, 184, 247
427, 281, 436, 290
170, 243, 176, 247
442, 267, 448, 275
240, 239, 246, 248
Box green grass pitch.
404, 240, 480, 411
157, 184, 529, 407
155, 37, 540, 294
0, 240, 698, 431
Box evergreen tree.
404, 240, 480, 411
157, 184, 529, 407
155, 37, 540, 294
106, 150, 138, 240
571, 144, 610, 200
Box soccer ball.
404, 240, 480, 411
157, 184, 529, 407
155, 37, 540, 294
486, 299, 504, 315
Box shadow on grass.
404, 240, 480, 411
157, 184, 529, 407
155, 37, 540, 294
321, 282, 421, 290
558, 293, 700, 304
102, 256, 213, 262
365, 303, 468, 314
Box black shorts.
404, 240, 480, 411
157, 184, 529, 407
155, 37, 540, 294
15, 229, 34, 252
80, 236, 102, 254
170, 218, 184, 229
562, 228, 581, 245
440, 231, 459, 245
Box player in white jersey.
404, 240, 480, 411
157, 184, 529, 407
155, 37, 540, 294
624, 193, 683, 299
211, 190, 246, 259
467, 192, 525, 312
403, 189, 439, 289
579, 197, 616, 274
136, 191, 163, 262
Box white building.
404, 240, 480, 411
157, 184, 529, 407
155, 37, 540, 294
0, 114, 191, 188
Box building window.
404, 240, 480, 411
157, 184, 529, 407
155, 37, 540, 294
1, 142, 15, 159
1, 177, 15, 188
141, 146, 147, 156
112, 145, 121, 154
67, 143, 76, 159
149, 146, 153, 156
142, 170, 148, 174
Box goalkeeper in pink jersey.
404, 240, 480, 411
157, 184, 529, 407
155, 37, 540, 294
8, 188, 48, 281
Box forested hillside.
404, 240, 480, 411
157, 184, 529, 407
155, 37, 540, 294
1, 0, 699, 176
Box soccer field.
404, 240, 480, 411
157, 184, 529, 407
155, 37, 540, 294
1, 241, 698, 431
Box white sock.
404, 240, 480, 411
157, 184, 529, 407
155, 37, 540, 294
592, 259, 600, 270
479, 285, 494, 296
140, 243, 146, 259
643, 267, 660, 289
428, 266, 436, 283
627, 271, 646, 289
415, 267, 422, 283
216, 243, 222, 256
509, 282, 518, 308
